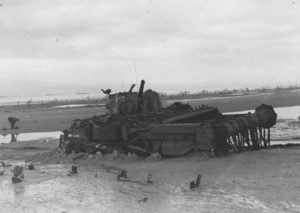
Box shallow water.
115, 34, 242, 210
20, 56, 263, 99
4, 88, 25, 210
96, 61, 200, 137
52, 103, 105, 109
225, 105, 300, 120
163, 93, 272, 104
0, 93, 100, 106
225, 105, 300, 144
271, 119, 300, 142
0, 132, 62, 144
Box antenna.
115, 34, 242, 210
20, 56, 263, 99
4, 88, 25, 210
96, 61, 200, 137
113, 47, 139, 91
133, 63, 139, 89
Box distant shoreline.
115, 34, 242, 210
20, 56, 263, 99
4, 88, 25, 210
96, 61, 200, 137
1, 86, 300, 107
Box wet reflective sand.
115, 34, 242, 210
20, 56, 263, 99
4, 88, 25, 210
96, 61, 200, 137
0, 148, 299, 213
0, 132, 62, 144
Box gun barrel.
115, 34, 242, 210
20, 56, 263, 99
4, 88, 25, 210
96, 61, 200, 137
137, 80, 145, 112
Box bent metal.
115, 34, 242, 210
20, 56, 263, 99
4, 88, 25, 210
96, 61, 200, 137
60, 80, 277, 157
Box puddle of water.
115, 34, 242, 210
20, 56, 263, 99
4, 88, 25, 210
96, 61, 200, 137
53, 104, 105, 109
0, 132, 62, 144
163, 93, 272, 104
225, 105, 300, 120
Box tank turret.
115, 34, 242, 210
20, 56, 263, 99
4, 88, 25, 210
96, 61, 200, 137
105, 80, 160, 116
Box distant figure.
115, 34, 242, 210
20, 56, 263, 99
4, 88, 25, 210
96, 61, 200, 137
10, 134, 17, 143
8, 117, 19, 129
101, 89, 111, 96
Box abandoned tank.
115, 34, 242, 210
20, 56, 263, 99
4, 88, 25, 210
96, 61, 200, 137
60, 80, 277, 157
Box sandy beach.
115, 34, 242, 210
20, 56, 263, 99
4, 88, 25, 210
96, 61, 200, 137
0, 140, 299, 212
2, 0, 300, 212
0, 91, 299, 213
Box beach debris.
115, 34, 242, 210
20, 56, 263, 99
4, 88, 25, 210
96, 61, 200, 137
137, 197, 148, 203
28, 163, 35, 170
8, 116, 19, 129
93, 151, 103, 161
147, 152, 161, 160
117, 169, 129, 181
112, 150, 120, 158
189, 174, 202, 190
67, 165, 78, 176
1, 161, 12, 167
96, 151, 103, 157
12, 166, 24, 184
87, 154, 94, 160
72, 165, 78, 174
12, 176, 23, 184
146, 174, 154, 184
127, 152, 138, 161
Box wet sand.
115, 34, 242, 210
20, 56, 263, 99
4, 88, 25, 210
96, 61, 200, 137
0, 90, 300, 212
0, 142, 299, 213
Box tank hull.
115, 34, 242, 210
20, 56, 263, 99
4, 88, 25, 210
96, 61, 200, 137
61, 103, 277, 157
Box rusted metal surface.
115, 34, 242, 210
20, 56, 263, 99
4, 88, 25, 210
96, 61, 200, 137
60, 80, 277, 157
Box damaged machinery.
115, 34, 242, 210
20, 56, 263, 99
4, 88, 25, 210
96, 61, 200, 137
60, 80, 277, 157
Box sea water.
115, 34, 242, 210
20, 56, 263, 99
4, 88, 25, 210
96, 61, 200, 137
0, 93, 101, 106
225, 105, 300, 144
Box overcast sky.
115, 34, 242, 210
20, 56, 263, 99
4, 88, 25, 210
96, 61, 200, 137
0, 0, 300, 96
